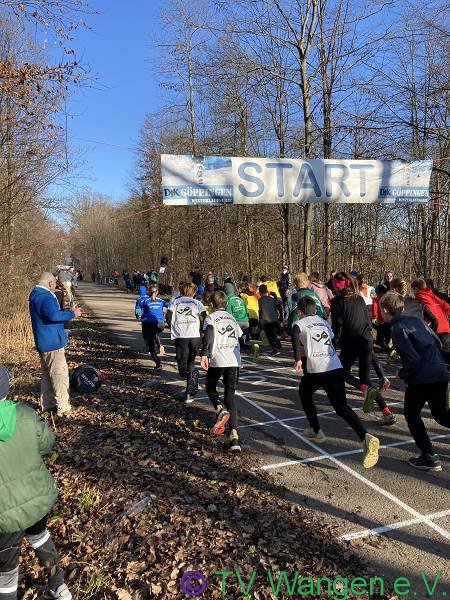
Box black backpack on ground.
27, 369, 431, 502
70, 364, 102, 393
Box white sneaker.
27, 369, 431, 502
302, 428, 327, 442
46, 584, 72, 600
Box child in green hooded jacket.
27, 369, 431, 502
0, 365, 71, 600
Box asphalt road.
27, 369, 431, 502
76, 281, 450, 597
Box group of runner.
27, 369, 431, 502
134, 267, 450, 473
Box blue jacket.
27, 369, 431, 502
29, 286, 74, 353
135, 288, 168, 324
391, 313, 449, 384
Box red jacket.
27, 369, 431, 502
372, 295, 384, 323
415, 289, 450, 334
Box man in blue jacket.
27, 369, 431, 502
29, 272, 81, 416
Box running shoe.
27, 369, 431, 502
388, 349, 399, 361
302, 428, 327, 443
363, 386, 378, 413
154, 364, 162, 372
260, 330, 269, 346
211, 409, 230, 435
408, 454, 442, 472
380, 412, 396, 426
184, 393, 194, 404
45, 584, 72, 600
187, 368, 199, 396
251, 343, 260, 360
362, 434, 380, 469
379, 378, 391, 392
229, 433, 241, 452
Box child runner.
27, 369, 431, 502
135, 284, 169, 371
0, 365, 72, 599
331, 273, 396, 425
381, 292, 449, 471
411, 278, 450, 363
166, 282, 207, 403
391, 278, 438, 329
224, 283, 250, 345
289, 272, 324, 328
291, 298, 380, 468
309, 272, 333, 319
258, 284, 283, 355
200, 291, 242, 452
356, 274, 375, 321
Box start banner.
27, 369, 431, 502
161, 154, 433, 206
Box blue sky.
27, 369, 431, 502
53, 0, 164, 202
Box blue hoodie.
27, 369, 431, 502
391, 313, 449, 384
29, 286, 75, 353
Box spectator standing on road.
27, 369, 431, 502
278, 265, 292, 319
29, 272, 81, 416
380, 270, 394, 293
0, 365, 73, 600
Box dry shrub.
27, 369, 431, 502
0, 311, 35, 362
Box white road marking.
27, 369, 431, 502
260, 434, 450, 470
237, 393, 450, 541
339, 509, 450, 541
239, 401, 403, 429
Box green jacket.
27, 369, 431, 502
226, 294, 249, 323
0, 401, 57, 533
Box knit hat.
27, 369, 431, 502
332, 275, 347, 291
0, 365, 9, 400
197, 285, 205, 294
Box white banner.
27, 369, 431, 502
161, 154, 433, 206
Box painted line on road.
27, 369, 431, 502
239, 401, 403, 429
260, 434, 450, 470
339, 508, 450, 541
237, 393, 450, 541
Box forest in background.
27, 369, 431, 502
1, 0, 449, 325
68, 0, 450, 288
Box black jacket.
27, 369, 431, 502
331, 293, 372, 344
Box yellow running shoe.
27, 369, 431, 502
363, 434, 380, 469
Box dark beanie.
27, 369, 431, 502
0, 365, 9, 400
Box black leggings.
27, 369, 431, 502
299, 368, 367, 441
340, 339, 387, 410
404, 381, 450, 455
0, 515, 64, 600
175, 338, 201, 379
206, 367, 239, 430
263, 322, 281, 350
142, 322, 164, 366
